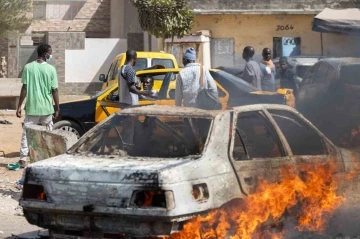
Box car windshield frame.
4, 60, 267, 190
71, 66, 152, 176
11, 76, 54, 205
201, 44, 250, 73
90, 85, 114, 99
68, 113, 214, 159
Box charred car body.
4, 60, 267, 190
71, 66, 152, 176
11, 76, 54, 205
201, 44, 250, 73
20, 105, 355, 238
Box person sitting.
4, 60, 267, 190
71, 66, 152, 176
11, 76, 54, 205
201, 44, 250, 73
139, 76, 158, 100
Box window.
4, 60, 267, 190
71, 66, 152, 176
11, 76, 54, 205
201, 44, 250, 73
111, 60, 119, 80
302, 63, 319, 85
133, 58, 148, 72
268, 110, 326, 156
341, 64, 360, 85
151, 59, 175, 68
70, 115, 212, 158
232, 112, 283, 160
313, 63, 329, 83
218, 87, 226, 98
106, 62, 116, 81
326, 66, 337, 85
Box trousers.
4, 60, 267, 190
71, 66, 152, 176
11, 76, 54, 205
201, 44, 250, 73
20, 115, 53, 161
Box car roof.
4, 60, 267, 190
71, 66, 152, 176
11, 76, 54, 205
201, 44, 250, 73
117, 104, 297, 117
233, 104, 297, 112
115, 51, 175, 60
117, 105, 222, 118
320, 57, 360, 65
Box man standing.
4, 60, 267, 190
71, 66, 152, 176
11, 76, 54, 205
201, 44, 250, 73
119, 50, 150, 105
16, 43, 59, 168
175, 47, 218, 108
259, 48, 276, 92
242, 46, 262, 90
278, 56, 299, 96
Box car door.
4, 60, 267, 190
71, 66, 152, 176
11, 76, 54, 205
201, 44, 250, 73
266, 108, 343, 171
229, 108, 291, 195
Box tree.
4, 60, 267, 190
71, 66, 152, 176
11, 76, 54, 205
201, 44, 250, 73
0, 0, 32, 36
130, 0, 194, 51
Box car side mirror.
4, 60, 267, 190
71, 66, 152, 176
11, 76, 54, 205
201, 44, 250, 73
99, 74, 107, 82
169, 89, 175, 99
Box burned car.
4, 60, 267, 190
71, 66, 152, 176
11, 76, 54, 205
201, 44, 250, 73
20, 105, 355, 238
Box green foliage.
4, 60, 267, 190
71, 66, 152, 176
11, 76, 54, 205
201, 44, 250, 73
0, 0, 32, 36
130, 0, 194, 39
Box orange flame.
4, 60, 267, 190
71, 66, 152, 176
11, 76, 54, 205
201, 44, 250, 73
143, 191, 155, 206
168, 161, 346, 239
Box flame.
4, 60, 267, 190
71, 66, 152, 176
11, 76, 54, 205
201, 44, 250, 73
143, 191, 155, 206
168, 161, 346, 239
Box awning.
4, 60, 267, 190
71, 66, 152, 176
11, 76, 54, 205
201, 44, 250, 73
312, 8, 360, 35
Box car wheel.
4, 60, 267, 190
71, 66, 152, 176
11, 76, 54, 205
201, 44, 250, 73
54, 120, 84, 139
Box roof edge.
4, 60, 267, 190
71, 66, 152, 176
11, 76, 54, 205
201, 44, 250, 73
192, 9, 322, 15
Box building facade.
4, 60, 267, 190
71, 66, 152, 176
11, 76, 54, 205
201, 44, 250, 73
188, 0, 360, 66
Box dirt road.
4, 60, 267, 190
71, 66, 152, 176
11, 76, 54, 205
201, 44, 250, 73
0, 111, 43, 239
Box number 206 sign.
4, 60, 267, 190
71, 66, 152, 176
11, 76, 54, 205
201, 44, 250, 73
276, 25, 294, 31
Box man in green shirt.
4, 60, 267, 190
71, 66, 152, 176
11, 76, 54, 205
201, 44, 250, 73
16, 43, 60, 167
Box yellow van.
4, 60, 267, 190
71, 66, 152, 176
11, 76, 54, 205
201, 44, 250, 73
99, 51, 178, 90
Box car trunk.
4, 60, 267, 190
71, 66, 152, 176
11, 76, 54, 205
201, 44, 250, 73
23, 154, 190, 209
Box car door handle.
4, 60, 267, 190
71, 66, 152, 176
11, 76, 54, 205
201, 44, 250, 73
244, 177, 253, 185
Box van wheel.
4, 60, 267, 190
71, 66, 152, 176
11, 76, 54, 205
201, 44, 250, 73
54, 120, 84, 139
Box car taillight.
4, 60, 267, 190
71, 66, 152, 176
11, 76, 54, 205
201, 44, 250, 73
23, 184, 47, 201
131, 190, 175, 210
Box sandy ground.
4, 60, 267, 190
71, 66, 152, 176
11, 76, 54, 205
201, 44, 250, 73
0, 95, 87, 239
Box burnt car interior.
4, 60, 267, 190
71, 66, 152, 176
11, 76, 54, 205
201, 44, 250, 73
72, 115, 212, 158
268, 110, 327, 156
232, 110, 328, 160
233, 111, 284, 160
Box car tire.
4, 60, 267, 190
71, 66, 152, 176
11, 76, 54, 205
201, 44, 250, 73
54, 120, 85, 139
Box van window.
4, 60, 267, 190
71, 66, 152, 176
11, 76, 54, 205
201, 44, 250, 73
341, 64, 360, 85
132, 58, 148, 72
313, 62, 329, 83
302, 63, 319, 85
152, 59, 175, 68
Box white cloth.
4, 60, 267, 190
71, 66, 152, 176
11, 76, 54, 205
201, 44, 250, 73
20, 115, 53, 161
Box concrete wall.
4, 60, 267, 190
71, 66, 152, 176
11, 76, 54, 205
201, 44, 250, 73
31, 0, 110, 37
188, 0, 360, 10
191, 14, 360, 66
25, 125, 77, 163
65, 38, 127, 83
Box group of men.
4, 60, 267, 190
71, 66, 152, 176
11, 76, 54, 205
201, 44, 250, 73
242, 46, 297, 93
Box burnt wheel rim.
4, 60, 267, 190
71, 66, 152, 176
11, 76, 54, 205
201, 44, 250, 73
60, 126, 80, 138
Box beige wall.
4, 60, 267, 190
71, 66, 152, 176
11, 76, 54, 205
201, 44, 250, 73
192, 14, 360, 65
